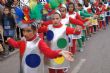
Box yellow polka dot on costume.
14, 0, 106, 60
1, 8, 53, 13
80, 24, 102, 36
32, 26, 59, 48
53, 56, 65, 64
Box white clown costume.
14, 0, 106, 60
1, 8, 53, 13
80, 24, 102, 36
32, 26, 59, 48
46, 24, 70, 69
7, 6, 65, 73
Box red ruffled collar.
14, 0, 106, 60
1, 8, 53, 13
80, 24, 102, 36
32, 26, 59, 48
62, 15, 66, 19
53, 23, 63, 28
68, 11, 74, 15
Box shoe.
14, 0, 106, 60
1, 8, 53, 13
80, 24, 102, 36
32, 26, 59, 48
9, 46, 15, 52
9, 48, 14, 52
86, 37, 90, 40
78, 48, 84, 52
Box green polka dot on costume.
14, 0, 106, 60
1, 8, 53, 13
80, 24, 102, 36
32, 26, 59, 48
57, 38, 67, 49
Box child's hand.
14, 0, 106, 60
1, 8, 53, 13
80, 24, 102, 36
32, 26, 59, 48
5, 37, 11, 43
93, 14, 98, 18
59, 50, 74, 62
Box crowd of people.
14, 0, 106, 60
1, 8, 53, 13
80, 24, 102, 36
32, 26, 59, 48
0, 0, 110, 73
0, 0, 18, 55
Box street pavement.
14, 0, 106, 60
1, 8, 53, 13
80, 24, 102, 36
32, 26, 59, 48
69, 25, 110, 73
0, 25, 110, 73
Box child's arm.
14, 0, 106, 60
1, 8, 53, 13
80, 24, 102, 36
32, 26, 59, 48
38, 25, 48, 33
66, 27, 75, 35
80, 10, 93, 17
38, 40, 74, 61
38, 40, 61, 58
69, 17, 84, 27
42, 20, 52, 26
7, 38, 19, 48
76, 13, 88, 23
66, 27, 81, 35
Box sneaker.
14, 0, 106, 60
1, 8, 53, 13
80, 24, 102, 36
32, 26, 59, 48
9, 46, 15, 52
9, 48, 14, 52
86, 37, 90, 40
78, 48, 84, 52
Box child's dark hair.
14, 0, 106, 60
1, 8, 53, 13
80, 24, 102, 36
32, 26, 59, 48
3, 6, 14, 22
31, 25, 37, 31
67, 2, 75, 11
99, 2, 103, 5
77, 3, 83, 7
84, 2, 89, 7
3, 6, 11, 15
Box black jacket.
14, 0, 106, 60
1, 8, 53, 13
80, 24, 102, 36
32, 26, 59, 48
1, 14, 16, 29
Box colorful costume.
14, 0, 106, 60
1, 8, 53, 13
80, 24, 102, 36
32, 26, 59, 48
8, 35, 61, 73
7, 6, 62, 73
67, 11, 84, 53
96, 3, 106, 29
39, 23, 75, 73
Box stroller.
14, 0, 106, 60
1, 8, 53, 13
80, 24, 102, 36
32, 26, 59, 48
0, 28, 9, 57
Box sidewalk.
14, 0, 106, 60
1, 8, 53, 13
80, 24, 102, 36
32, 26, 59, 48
0, 49, 19, 61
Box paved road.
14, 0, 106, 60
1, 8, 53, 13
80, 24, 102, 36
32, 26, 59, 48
70, 25, 110, 73
0, 25, 110, 73
0, 52, 19, 73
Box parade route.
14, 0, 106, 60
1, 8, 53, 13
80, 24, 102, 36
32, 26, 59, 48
0, 26, 110, 73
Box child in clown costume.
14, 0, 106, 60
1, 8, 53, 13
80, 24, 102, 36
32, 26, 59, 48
42, 4, 84, 55
76, 3, 93, 18
83, 2, 95, 37
39, 11, 81, 73
96, 2, 106, 30
66, 2, 88, 52
76, 3, 94, 46
7, 6, 74, 73
59, 4, 84, 26
59, 4, 85, 54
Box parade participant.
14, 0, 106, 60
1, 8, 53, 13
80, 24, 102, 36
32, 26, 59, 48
59, 4, 84, 26
90, 3, 99, 33
42, 4, 84, 28
7, 6, 74, 73
96, 2, 106, 29
83, 2, 95, 36
76, 3, 94, 46
104, 1, 110, 26
83, 2, 91, 11
67, 2, 87, 52
76, 3, 93, 18
39, 11, 80, 73
42, 4, 84, 26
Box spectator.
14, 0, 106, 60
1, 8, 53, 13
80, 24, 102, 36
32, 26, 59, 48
11, 0, 19, 8
1, 6, 16, 52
